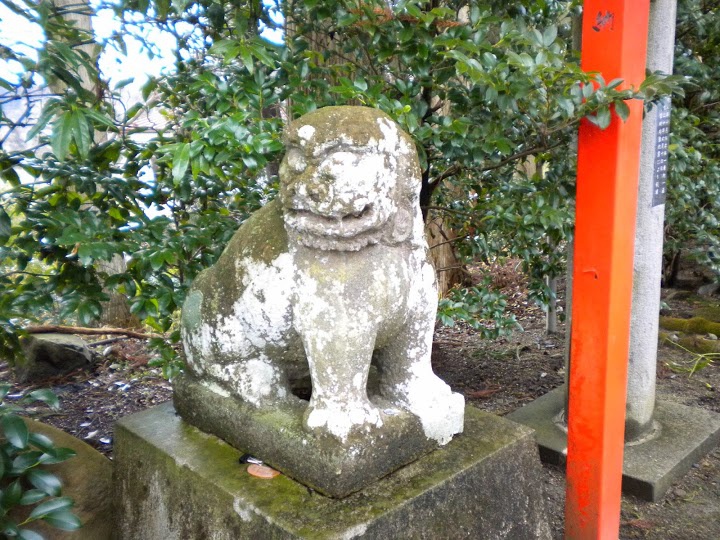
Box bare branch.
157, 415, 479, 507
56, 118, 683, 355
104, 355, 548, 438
0, 271, 52, 279
25, 325, 163, 340
429, 234, 470, 250
423, 205, 478, 219
479, 141, 565, 174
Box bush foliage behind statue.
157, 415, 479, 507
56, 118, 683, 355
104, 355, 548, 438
0, 0, 687, 371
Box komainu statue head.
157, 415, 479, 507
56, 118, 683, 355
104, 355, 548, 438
279, 106, 423, 251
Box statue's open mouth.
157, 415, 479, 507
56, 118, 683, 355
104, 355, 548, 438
288, 203, 374, 223
285, 203, 384, 241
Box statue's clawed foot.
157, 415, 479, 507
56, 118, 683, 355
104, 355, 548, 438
382, 373, 465, 445
303, 398, 383, 443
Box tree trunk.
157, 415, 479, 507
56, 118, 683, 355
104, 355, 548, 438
49, 0, 135, 327
97, 255, 137, 327
426, 213, 468, 297
663, 250, 681, 287
545, 275, 558, 334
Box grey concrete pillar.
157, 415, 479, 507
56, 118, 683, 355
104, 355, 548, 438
625, 0, 677, 443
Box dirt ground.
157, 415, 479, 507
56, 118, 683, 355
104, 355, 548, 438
3, 265, 719, 539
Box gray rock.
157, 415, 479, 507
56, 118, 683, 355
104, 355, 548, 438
16, 333, 95, 382
698, 282, 720, 297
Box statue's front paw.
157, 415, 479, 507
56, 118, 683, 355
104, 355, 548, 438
303, 399, 383, 443
389, 375, 465, 445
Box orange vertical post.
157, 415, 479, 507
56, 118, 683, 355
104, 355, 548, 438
565, 1, 650, 539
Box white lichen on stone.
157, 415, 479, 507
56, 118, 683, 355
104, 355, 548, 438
200, 380, 231, 398
396, 369, 466, 445
232, 498, 253, 522
305, 399, 383, 443
297, 124, 315, 142
338, 523, 369, 540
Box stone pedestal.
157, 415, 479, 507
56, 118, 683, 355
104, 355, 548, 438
508, 387, 720, 501
113, 402, 551, 539
173, 374, 444, 498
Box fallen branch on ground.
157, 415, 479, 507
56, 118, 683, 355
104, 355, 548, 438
25, 325, 163, 340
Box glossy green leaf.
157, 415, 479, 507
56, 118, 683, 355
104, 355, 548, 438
26, 389, 59, 411
542, 25, 557, 47
3, 522, 19, 537
172, 143, 191, 185
2, 415, 29, 449
41, 510, 82, 531
27, 469, 62, 496
11, 450, 43, 473
1, 166, 20, 186
51, 112, 74, 161
29, 496, 74, 519
614, 100, 630, 121
25, 100, 59, 141
0, 208, 11, 240
39, 447, 76, 465
84, 108, 116, 129
240, 44, 254, 75
114, 77, 135, 90
19, 489, 47, 506
1, 479, 22, 508
18, 529, 44, 540
141, 77, 158, 100
70, 110, 91, 157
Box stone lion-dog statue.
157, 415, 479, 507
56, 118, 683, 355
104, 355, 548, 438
181, 106, 464, 445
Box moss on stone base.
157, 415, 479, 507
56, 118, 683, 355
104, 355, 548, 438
113, 403, 551, 540
660, 316, 720, 336
172, 374, 442, 498
694, 304, 720, 324
674, 336, 720, 355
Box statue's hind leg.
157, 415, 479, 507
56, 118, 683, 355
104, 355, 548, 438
202, 356, 292, 407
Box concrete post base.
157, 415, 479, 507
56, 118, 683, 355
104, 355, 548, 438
508, 387, 720, 501
113, 402, 551, 539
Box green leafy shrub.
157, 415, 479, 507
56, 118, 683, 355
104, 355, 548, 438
0, 0, 686, 369
438, 282, 519, 339
0, 385, 81, 539
664, 1, 720, 285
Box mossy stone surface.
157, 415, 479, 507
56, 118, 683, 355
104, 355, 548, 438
694, 304, 720, 323
173, 374, 440, 498
183, 198, 288, 327
15, 333, 95, 382
674, 335, 720, 354
113, 402, 551, 539
660, 316, 720, 336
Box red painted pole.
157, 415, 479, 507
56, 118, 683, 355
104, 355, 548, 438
565, 2, 650, 539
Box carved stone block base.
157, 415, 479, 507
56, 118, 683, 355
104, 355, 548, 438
113, 402, 551, 539
172, 374, 442, 498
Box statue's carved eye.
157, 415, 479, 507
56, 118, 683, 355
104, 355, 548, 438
286, 149, 307, 173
